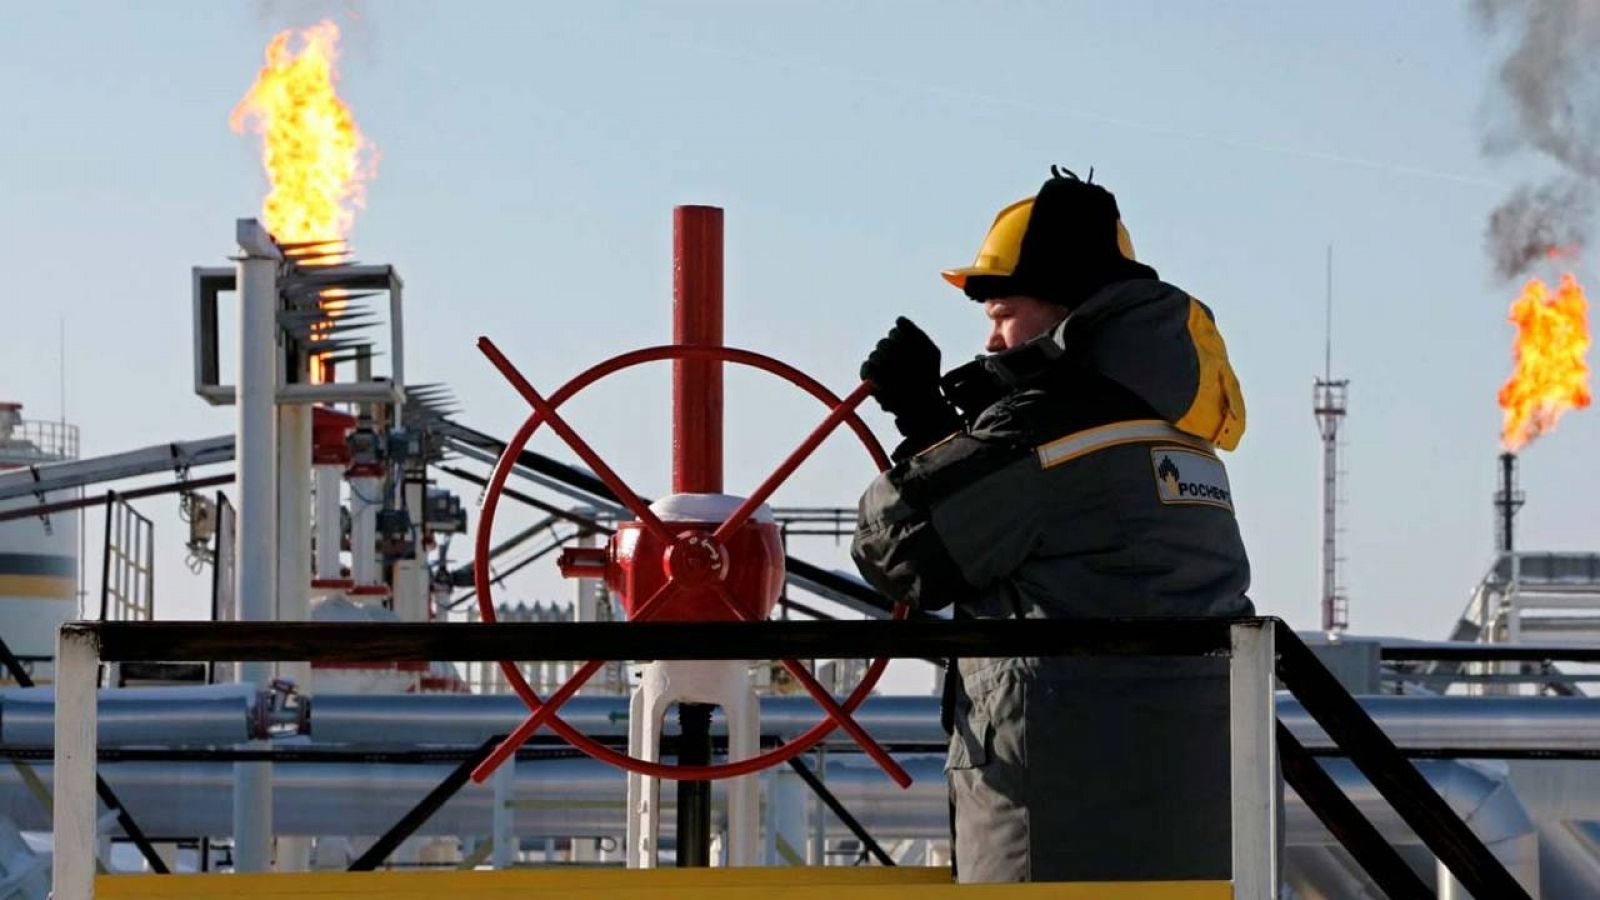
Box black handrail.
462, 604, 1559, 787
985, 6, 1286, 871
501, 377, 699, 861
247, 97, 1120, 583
1383, 644, 1600, 663
1277, 723, 1431, 899
347, 736, 501, 871
787, 753, 895, 867
77, 618, 1241, 663
1274, 622, 1531, 900
65, 616, 1533, 896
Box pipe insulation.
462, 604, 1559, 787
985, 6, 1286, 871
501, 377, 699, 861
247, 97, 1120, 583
11, 691, 1600, 752
312, 693, 1600, 752
0, 751, 1549, 875
0, 755, 949, 839
0, 684, 256, 746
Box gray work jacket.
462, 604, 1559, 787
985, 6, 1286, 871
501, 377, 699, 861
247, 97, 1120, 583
850, 278, 1253, 882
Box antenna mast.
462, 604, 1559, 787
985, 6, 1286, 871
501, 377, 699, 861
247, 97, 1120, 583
59, 316, 67, 425
1314, 246, 1350, 636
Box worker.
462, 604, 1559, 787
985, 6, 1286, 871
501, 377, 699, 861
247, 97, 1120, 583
851, 167, 1253, 883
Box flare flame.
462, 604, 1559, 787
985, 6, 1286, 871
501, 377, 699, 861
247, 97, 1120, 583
229, 20, 374, 246
231, 20, 376, 382
1497, 272, 1592, 451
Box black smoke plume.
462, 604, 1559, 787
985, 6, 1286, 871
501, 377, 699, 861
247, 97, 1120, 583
1486, 180, 1595, 279
1476, 0, 1600, 279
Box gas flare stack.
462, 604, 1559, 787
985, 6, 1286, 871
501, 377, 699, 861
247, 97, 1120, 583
1493, 270, 1592, 552
1494, 451, 1524, 556
1470, 260, 1594, 667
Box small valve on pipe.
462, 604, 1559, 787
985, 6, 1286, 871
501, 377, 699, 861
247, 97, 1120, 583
558, 546, 609, 579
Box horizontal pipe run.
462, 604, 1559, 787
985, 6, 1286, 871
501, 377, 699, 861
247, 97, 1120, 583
0, 754, 953, 839
1381, 644, 1600, 663
0, 474, 233, 524
314, 693, 939, 745
20, 689, 1600, 758
0, 751, 1553, 855
0, 435, 235, 503
1279, 695, 1600, 754
0, 683, 257, 745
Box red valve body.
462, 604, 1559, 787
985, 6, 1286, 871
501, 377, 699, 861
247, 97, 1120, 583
570, 517, 784, 622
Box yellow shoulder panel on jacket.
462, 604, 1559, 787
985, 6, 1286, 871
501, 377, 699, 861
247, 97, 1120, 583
1174, 297, 1246, 451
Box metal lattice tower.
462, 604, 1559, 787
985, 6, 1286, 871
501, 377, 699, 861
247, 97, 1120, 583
1314, 247, 1349, 636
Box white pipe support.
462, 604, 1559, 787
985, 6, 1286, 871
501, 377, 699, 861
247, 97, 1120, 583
52, 625, 100, 900
313, 464, 343, 585
765, 765, 810, 865
393, 471, 428, 622
626, 676, 665, 869
809, 745, 825, 865
276, 405, 311, 621
491, 756, 515, 869
234, 237, 280, 656
1436, 857, 1465, 899
625, 660, 758, 869
392, 560, 428, 624
277, 405, 312, 697
724, 686, 760, 867
1230, 621, 1281, 899
404, 471, 425, 562
624, 688, 644, 867
348, 474, 383, 590
277, 837, 312, 874
233, 221, 279, 873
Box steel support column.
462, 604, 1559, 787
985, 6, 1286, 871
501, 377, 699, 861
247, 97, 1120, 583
1229, 621, 1279, 898
314, 464, 342, 584
233, 219, 279, 872
276, 402, 312, 872
491, 754, 516, 869
348, 474, 383, 590
276, 406, 311, 629
52, 625, 100, 900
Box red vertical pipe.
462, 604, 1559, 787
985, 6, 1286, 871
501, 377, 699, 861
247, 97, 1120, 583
672, 206, 724, 494
671, 205, 723, 869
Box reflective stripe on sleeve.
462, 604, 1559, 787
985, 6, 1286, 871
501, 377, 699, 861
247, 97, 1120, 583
1036, 419, 1215, 470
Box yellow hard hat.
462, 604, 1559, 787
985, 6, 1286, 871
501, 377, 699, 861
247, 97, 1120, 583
941, 192, 1138, 292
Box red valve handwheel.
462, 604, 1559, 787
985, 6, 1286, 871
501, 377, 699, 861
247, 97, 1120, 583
470, 339, 910, 785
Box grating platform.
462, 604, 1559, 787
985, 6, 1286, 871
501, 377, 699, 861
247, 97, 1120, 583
96, 868, 1233, 898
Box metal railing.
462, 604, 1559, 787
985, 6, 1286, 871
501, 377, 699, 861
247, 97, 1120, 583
49, 617, 1531, 899
99, 493, 154, 624
3, 419, 80, 461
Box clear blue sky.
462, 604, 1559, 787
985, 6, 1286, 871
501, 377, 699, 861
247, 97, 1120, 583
2, 2, 1595, 666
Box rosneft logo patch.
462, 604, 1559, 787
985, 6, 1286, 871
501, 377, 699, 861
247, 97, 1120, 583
1150, 447, 1233, 511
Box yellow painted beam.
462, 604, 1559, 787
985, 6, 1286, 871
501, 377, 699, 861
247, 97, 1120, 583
97, 868, 1232, 899
0, 574, 75, 598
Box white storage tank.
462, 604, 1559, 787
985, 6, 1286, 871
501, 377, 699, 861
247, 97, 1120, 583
0, 402, 79, 684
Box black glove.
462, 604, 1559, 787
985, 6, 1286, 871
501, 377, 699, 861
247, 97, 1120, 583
861, 317, 962, 458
